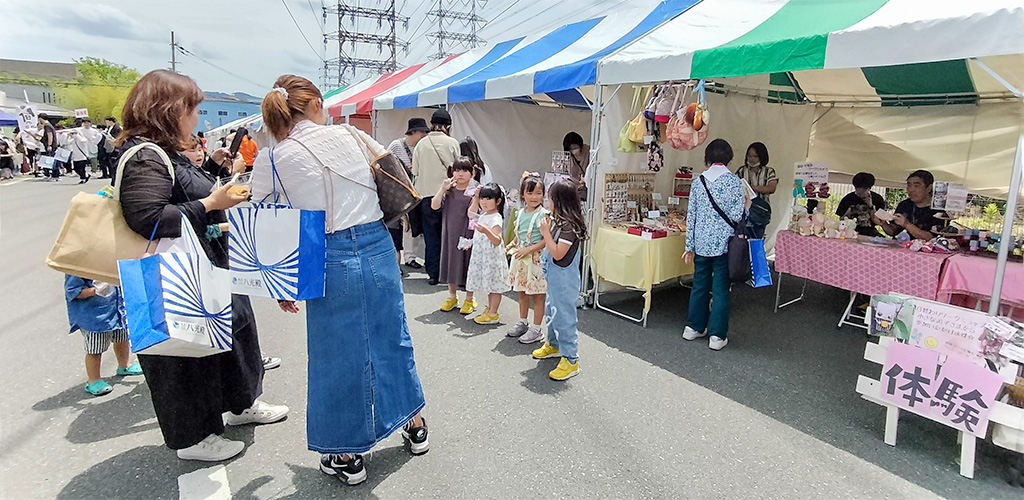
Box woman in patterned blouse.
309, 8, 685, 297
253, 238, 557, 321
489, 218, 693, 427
683, 139, 746, 351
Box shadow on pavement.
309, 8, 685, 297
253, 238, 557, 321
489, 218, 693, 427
279, 444, 413, 499
33, 379, 160, 445
580, 276, 1022, 497
56, 444, 208, 500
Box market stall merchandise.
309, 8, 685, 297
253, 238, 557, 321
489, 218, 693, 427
591, 225, 692, 327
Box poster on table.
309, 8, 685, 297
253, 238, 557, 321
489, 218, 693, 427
793, 162, 829, 199
870, 294, 990, 366
881, 342, 1004, 438
931, 182, 968, 213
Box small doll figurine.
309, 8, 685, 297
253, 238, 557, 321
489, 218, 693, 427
793, 179, 805, 198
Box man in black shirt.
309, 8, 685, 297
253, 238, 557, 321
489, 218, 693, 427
877, 170, 947, 240
835, 172, 887, 237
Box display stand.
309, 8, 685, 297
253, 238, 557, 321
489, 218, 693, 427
855, 336, 1021, 478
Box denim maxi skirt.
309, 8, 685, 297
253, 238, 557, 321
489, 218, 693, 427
305, 221, 426, 454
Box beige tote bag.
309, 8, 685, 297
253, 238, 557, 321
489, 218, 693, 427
46, 143, 175, 284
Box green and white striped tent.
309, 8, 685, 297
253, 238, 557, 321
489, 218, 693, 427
587, 0, 1024, 301
600, 0, 1024, 104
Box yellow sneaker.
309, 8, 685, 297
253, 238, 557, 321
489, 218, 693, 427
440, 297, 459, 312
532, 342, 560, 359
459, 299, 478, 315
549, 357, 579, 381
473, 311, 500, 325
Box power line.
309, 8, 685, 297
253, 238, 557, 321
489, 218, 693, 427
479, 0, 522, 31
306, 0, 325, 34
282, 0, 327, 62
176, 46, 268, 90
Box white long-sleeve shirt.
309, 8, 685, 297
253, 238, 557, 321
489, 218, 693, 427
251, 120, 384, 233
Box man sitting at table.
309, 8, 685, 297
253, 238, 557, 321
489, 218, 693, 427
836, 172, 887, 237
875, 169, 947, 240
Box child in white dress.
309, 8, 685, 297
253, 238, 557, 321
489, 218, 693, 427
466, 183, 510, 325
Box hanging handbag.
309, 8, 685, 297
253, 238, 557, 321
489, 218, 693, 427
654, 84, 677, 123
46, 142, 174, 284
628, 86, 651, 144
618, 87, 644, 153
700, 175, 751, 283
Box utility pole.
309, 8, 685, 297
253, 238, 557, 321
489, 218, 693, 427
428, 0, 486, 60
170, 31, 178, 73
324, 1, 410, 89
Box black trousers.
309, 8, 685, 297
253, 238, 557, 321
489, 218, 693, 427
73, 160, 89, 180
420, 197, 443, 281
138, 295, 264, 449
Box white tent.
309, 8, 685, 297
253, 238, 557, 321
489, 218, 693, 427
591, 0, 1024, 310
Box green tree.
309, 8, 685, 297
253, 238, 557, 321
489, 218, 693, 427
54, 57, 141, 122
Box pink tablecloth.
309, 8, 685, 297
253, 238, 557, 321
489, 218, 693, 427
774, 231, 952, 300
938, 254, 1024, 310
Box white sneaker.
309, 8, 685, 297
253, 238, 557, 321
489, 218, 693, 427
176, 434, 244, 462
709, 336, 728, 351
224, 400, 289, 426
519, 326, 544, 344
682, 326, 707, 341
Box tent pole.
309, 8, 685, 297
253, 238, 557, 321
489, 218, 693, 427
580, 82, 610, 302
989, 129, 1023, 315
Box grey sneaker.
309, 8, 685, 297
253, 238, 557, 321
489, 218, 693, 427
683, 326, 707, 341
506, 321, 529, 337
709, 336, 728, 351
519, 326, 544, 344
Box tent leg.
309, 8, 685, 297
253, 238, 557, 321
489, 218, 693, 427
989, 131, 1023, 315
580, 83, 609, 304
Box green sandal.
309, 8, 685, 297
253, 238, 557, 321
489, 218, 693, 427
85, 380, 113, 396
116, 363, 143, 376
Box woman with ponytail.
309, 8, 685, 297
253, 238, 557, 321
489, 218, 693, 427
117, 70, 288, 463
251, 75, 429, 486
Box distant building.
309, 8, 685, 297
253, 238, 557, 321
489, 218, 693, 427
197, 92, 262, 132
0, 58, 76, 118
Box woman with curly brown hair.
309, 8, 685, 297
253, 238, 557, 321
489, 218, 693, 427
117, 70, 287, 462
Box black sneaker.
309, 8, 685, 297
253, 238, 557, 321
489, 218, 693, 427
402, 418, 429, 455
319, 454, 367, 485
404, 260, 423, 270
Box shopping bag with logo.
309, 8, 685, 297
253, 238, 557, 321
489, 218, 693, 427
748, 238, 773, 288
227, 150, 326, 300
54, 147, 72, 163
117, 213, 232, 357
46, 142, 174, 284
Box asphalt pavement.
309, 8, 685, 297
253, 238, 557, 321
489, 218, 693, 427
0, 174, 1020, 499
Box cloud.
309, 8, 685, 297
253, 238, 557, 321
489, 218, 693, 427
44, 3, 161, 43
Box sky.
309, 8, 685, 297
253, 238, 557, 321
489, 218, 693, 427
0, 0, 647, 97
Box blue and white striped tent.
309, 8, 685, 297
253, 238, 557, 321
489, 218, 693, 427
361, 0, 701, 113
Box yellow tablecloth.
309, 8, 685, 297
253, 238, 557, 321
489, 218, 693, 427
591, 225, 693, 313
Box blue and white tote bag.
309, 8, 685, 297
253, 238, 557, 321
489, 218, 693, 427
118, 214, 233, 357
227, 149, 326, 300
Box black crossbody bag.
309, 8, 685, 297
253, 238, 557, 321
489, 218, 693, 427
699, 176, 751, 283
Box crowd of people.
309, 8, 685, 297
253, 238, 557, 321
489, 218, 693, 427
3, 115, 124, 183
36, 65, 957, 488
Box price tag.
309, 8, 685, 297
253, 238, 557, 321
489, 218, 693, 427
668, 197, 680, 205
659, 205, 669, 213
986, 318, 1019, 340
643, 135, 654, 145
652, 193, 663, 201
648, 210, 661, 218
627, 201, 637, 209
641, 231, 653, 241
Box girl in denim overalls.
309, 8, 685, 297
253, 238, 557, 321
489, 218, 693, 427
532, 179, 587, 381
